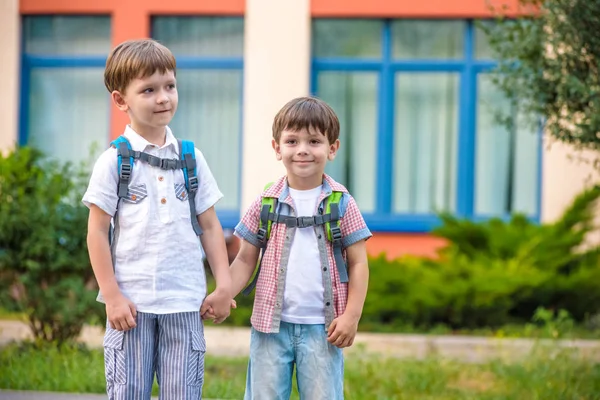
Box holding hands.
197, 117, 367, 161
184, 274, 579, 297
200, 287, 236, 324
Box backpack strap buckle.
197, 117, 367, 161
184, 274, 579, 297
330, 225, 343, 243
256, 227, 267, 243
188, 176, 199, 192
119, 163, 131, 180
296, 216, 316, 228
160, 158, 179, 170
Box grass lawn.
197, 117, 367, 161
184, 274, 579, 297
1, 341, 600, 399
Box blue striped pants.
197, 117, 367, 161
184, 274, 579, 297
103, 311, 206, 400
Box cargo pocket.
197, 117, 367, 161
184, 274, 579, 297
119, 184, 149, 224
186, 330, 206, 387
104, 328, 126, 389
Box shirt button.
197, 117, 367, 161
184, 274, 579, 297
323, 267, 327, 271
158, 176, 164, 182
276, 302, 280, 307
318, 234, 322, 239
326, 302, 331, 306
280, 268, 285, 273
131, 194, 137, 201
161, 198, 167, 204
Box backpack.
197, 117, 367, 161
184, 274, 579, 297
110, 135, 202, 236
242, 182, 348, 295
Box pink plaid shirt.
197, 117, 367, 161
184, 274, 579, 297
235, 174, 372, 333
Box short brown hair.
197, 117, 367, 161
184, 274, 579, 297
272, 97, 340, 144
104, 39, 176, 94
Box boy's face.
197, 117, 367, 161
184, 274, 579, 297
112, 70, 178, 136
272, 127, 340, 189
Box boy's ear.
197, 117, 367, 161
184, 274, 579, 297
111, 90, 128, 112
328, 139, 340, 161
272, 139, 282, 161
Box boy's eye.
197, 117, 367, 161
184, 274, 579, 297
286, 139, 296, 144
143, 88, 154, 93
311, 140, 321, 144
168, 84, 176, 90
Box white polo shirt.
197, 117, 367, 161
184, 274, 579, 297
82, 126, 223, 314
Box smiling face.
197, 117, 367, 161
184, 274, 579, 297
112, 70, 178, 139
273, 126, 340, 190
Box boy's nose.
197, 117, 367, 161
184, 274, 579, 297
296, 145, 309, 155
157, 94, 170, 104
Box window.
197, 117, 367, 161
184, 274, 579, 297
21, 16, 111, 165
152, 17, 244, 228
312, 19, 540, 232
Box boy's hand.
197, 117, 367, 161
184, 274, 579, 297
201, 299, 236, 321
106, 294, 137, 331
200, 287, 233, 323
327, 313, 359, 348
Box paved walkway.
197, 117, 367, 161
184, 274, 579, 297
2, 320, 600, 363
0, 391, 224, 400
0, 391, 117, 399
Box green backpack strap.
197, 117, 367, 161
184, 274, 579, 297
258, 182, 276, 241
242, 182, 276, 296
325, 191, 348, 283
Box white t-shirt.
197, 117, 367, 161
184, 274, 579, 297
281, 185, 325, 324
82, 125, 223, 314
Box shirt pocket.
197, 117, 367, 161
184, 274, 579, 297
174, 183, 192, 219
118, 184, 149, 224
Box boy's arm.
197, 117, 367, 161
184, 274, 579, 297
327, 239, 369, 348
230, 239, 260, 297
87, 205, 137, 331
198, 206, 232, 323
342, 239, 369, 319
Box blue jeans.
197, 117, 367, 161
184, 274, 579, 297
244, 321, 344, 400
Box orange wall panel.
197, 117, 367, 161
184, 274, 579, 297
367, 233, 447, 260
20, 0, 115, 14
312, 0, 526, 18
21, 0, 244, 14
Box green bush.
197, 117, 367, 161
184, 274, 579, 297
0, 147, 103, 343
362, 186, 600, 331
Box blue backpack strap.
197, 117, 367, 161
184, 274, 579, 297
178, 139, 202, 236
110, 136, 133, 199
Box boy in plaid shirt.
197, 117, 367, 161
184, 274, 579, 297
205, 96, 371, 399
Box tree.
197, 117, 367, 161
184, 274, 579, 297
482, 0, 600, 150
0, 147, 103, 344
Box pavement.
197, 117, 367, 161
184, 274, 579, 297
2, 320, 600, 363
0, 391, 120, 400
1, 320, 600, 399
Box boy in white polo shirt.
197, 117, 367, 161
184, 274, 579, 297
83, 39, 232, 399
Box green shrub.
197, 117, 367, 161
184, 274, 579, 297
361, 186, 600, 331
0, 147, 103, 343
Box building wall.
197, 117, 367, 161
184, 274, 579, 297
0, 0, 19, 153
5, 0, 596, 259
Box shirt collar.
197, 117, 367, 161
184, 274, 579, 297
123, 125, 179, 154
263, 174, 349, 203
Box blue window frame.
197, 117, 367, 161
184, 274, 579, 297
311, 19, 541, 232
20, 16, 111, 165
152, 17, 244, 229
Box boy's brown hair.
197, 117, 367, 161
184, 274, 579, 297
272, 97, 340, 144
104, 39, 176, 94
